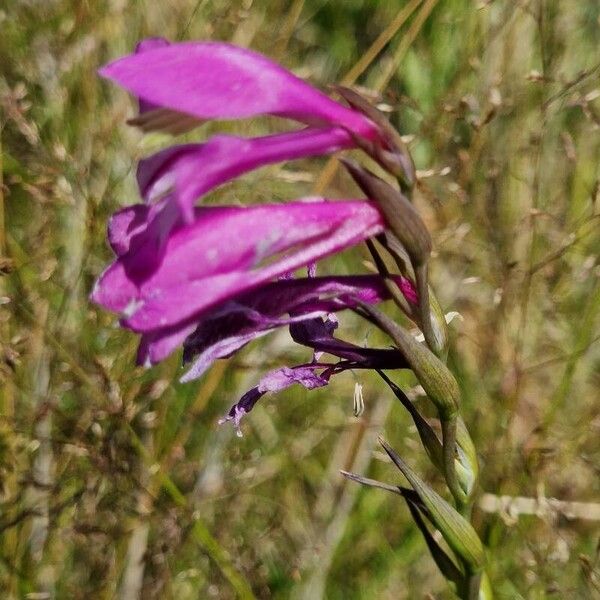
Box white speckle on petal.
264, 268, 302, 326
123, 298, 144, 318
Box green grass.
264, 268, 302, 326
1, 0, 600, 598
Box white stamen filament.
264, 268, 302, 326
353, 382, 364, 417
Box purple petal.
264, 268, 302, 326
219, 387, 263, 436
179, 330, 271, 383
180, 274, 415, 380
258, 365, 330, 392
100, 41, 377, 136
289, 318, 409, 369
136, 321, 197, 366
220, 325, 409, 434
91, 200, 385, 330
220, 365, 331, 435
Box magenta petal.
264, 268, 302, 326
137, 321, 197, 366
138, 128, 354, 221
107, 204, 151, 256
134, 38, 173, 115
100, 41, 377, 135
137, 145, 192, 202
92, 200, 385, 329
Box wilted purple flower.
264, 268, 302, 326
179, 274, 417, 381
220, 313, 412, 434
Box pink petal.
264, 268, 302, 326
92, 200, 385, 331
180, 274, 414, 378
138, 128, 354, 221
100, 41, 377, 136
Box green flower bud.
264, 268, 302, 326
428, 288, 449, 358
341, 159, 431, 267
335, 85, 416, 190
375, 231, 448, 357
380, 438, 486, 571
456, 417, 479, 498
479, 571, 494, 599
359, 303, 458, 420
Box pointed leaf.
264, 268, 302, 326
378, 370, 444, 470
379, 371, 477, 498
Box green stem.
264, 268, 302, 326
441, 416, 467, 509
465, 571, 482, 600
415, 262, 442, 358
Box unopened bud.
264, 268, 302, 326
341, 159, 431, 267
335, 85, 416, 190
375, 231, 447, 357
380, 438, 485, 571
379, 372, 477, 499
359, 303, 458, 419
428, 290, 449, 358
479, 572, 494, 599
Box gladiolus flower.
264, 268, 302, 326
99, 39, 388, 268
92, 200, 389, 363
99, 39, 377, 138
93, 38, 417, 406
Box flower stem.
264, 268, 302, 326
415, 262, 443, 358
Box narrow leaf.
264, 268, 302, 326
377, 370, 444, 470
379, 371, 478, 498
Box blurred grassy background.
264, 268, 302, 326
2, 0, 600, 598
